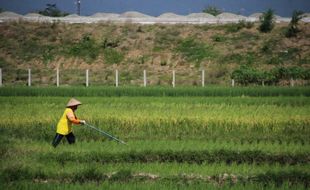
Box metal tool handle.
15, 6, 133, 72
84, 123, 127, 145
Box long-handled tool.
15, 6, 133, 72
83, 123, 127, 145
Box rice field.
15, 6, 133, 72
0, 87, 309, 189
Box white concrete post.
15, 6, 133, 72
28, 69, 31, 87
231, 79, 235, 87
115, 70, 119, 87
143, 70, 147, 87
86, 69, 89, 87
0, 68, 2, 87
262, 80, 265, 87
290, 78, 294, 87
172, 70, 175, 88
56, 68, 59, 87
201, 70, 205, 87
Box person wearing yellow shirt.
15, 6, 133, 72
52, 98, 86, 148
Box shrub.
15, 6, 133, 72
202, 6, 222, 16
212, 35, 227, 42
272, 66, 307, 80
68, 34, 99, 61
154, 28, 180, 51
259, 9, 275, 33
175, 38, 215, 64
103, 48, 124, 64
285, 10, 304, 38
231, 65, 262, 85
101, 38, 120, 49
225, 20, 254, 33
232, 65, 308, 85
221, 52, 257, 65
38, 4, 69, 17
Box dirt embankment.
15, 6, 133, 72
0, 21, 309, 86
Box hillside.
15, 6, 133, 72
0, 21, 309, 86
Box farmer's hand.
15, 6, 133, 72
80, 120, 86, 125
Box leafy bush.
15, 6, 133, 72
231, 65, 265, 85
259, 9, 275, 33
272, 66, 309, 80
232, 65, 309, 85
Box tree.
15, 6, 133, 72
259, 9, 275, 33
202, 6, 222, 16
38, 4, 69, 17
285, 10, 304, 38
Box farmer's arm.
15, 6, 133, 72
66, 111, 81, 124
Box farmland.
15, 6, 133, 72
0, 87, 309, 189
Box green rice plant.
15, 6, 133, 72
1, 86, 310, 97
0, 96, 309, 142
0, 95, 309, 188
2, 181, 307, 190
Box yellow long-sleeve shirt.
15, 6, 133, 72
56, 108, 80, 135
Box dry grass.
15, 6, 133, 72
0, 21, 309, 85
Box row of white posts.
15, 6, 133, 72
0, 68, 297, 87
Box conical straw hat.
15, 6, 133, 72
66, 98, 82, 107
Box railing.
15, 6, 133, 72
0, 68, 304, 87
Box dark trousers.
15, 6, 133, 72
52, 132, 75, 148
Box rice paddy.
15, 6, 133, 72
0, 87, 309, 189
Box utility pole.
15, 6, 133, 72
76, 0, 81, 15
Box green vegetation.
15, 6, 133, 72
68, 34, 100, 61
202, 6, 222, 16
1, 86, 310, 96
0, 21, 309, 86
0, 93, 309, 188
38, 4, 69, 17
225, 21, 254, 33
259, 9, 275, 33
232, 65, 310, 85
103, 48, 124, 64
285, 10, 304, 38
176, 38, 215, 64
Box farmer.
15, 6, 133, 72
52, 98, 86, 148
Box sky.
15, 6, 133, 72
0, 0, 309, 17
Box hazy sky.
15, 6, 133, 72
0, 0, 309, 17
